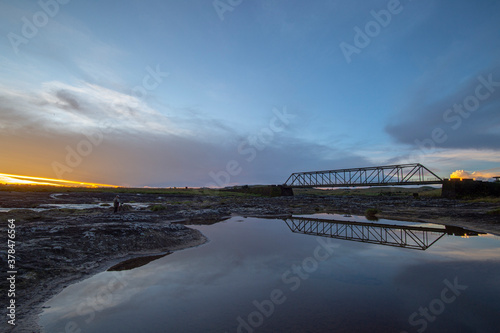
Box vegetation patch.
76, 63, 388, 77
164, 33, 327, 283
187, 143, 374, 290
150, 204, 167, 211
365, 208, 380, 218
487, 208, 500, 215
294, 186, 442, 197
466, 197, 500, 204
418, 188, 442, 197
57, 208, 79, 214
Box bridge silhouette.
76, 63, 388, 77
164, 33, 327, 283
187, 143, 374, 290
284, 217, 483, 251
284, 163, 442, 188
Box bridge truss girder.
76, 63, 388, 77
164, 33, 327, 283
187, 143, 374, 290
284, 163, 442, 188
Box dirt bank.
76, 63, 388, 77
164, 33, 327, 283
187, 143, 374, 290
0, 190, 499, 332
0, 201, 209, 332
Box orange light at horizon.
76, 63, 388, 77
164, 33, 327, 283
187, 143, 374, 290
449, 169, 500, 181
450, 170, 468, 180
0, 173, 119, 188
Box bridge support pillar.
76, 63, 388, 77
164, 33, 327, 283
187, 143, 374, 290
280, 186, 294, 196
442, 179, 500, 198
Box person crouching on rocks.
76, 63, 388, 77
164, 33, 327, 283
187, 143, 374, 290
113, 195, 121, 213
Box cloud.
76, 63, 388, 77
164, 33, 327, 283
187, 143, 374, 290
0, 82, 368, 187
1, 81, 194, 135
0, 2, 130, 94
386, 65, 500, 150
449, 168, 500, 181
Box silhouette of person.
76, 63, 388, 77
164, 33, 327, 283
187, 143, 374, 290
113, 195, 120, 213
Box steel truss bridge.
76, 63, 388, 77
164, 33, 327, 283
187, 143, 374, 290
284, 217, 482, 251
284, 163, 442, 188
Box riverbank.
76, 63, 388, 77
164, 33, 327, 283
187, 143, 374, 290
0, 190, 499, 332
1, 207, 208, 333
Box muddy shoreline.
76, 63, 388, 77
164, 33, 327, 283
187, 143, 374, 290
0, 190, 499, 332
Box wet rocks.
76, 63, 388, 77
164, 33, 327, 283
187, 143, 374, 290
0, 190, 499, 332
0, 206, 206, 332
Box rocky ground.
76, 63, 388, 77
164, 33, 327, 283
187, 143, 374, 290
0, 190, 499, 332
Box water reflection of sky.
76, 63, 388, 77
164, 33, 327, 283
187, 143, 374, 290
40, 215, 500, 333
0, 203, 151, 212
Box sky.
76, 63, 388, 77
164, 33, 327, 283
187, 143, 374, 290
1, 0, 499, 187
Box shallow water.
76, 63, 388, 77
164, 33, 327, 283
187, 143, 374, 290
0, 202, 150, 212
39, 215, 500, 333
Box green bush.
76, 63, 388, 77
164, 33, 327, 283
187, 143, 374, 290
365, 208, 380, 217
150, 204, 167, 211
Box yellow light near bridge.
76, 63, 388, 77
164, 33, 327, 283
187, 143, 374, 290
0, 173, 118, 188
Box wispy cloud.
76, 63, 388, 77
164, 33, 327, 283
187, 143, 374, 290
0, 81, 368, 186
0, 82, 182, 135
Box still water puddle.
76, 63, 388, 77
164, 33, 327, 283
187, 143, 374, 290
0, 203, 150, 212
39, 215, 500, 332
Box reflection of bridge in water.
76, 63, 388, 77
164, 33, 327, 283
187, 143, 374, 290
284, 217, 484, 251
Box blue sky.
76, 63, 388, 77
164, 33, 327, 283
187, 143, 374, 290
1, 0, 499, 187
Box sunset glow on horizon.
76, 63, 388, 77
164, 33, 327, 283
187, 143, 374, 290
0, 173, 119, 188
449, 169, 500, 181
1, 1, 499, 187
